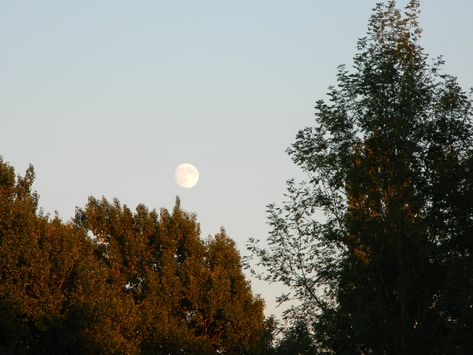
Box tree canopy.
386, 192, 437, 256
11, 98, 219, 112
248, 1, 473, 353
0, 157, 267, 354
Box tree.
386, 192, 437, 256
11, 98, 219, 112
248, 1, 473, 353
274, 320, 317, 355
75, 196, 268, 354
0, 158, 139, 354
0, 157, 269, 354
201, 230, 266, 353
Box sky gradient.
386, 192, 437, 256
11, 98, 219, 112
2, 0, 472, 318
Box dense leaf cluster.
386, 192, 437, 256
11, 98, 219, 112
0, 158, 267, 354
249, 1, 473, 353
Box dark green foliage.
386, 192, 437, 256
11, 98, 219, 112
248, 1, 473, 353
274, 320, 317, 355
0, 157, 268, 354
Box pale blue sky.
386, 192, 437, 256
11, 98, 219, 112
1, 1, 472, 318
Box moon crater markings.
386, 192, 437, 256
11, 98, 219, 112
175, 163, 199, 188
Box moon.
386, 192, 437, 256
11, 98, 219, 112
175, 163, 199, 188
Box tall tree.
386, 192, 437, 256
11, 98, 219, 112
248, 1, 473, 353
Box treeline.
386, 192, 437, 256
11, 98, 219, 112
0, 158, 271, 354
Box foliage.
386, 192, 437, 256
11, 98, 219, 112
0, 157, 267, 354
274, 320, 317, 355
248, 0, 473, 353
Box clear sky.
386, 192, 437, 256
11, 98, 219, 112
2, 1, 472, 318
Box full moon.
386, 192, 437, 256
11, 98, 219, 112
175, 163, 199, 188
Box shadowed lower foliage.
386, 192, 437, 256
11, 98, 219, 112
0, 157, 269, 354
